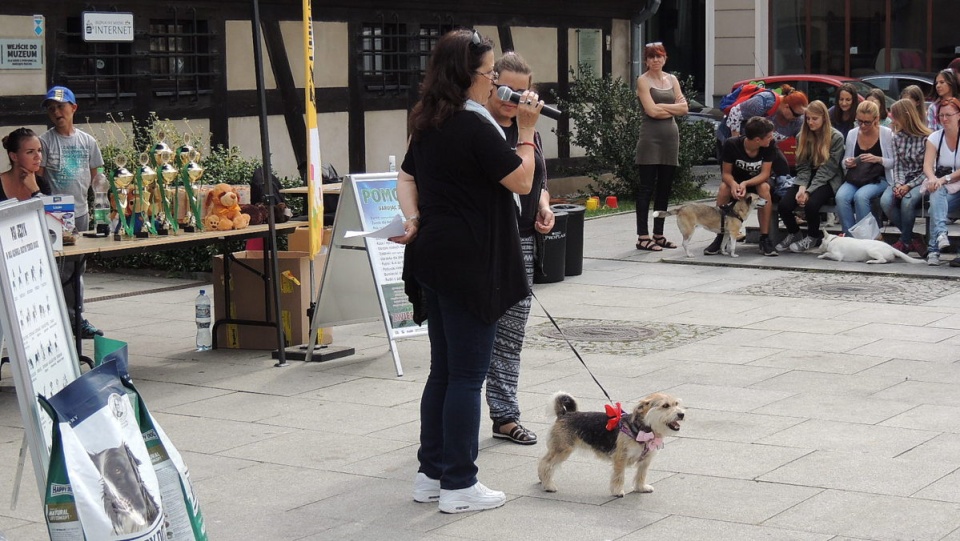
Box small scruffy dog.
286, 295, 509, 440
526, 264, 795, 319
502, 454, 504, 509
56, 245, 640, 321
538, 392, 684, 497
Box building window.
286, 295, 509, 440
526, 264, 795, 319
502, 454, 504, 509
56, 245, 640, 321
149, 19, 213, 98
55, 15, 214, 102
358, 20, 457, 94
359, 22, 409, 93
58, 17, 135, 99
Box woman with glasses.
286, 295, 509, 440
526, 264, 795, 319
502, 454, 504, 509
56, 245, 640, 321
829, 83, 861, 137
633, 42, 687, 251
837, 100, 894, 235
922, 97, 960, 265
389, 29, 542, 514
774, 100, 844, 253
927, 69, 960, 130
482, 51, 553, 446
880, 99, 932, 257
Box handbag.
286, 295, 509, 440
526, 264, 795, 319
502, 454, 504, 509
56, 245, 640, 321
844, 157, 885, 188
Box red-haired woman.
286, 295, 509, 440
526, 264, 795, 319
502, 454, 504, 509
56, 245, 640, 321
633, 42, 687, 251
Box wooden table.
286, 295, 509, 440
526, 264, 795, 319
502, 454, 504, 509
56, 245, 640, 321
279, 182, 342, 196
58, 221, 302, 356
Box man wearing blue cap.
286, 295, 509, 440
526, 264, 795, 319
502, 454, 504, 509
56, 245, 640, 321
39, 85, 105, 339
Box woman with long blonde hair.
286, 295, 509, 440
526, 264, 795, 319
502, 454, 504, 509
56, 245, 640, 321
775, 100, 845, 252
838, 100, 895, 235
880, 99, 933, 256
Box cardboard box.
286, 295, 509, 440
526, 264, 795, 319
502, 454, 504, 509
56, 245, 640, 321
42, 195, 76, 249
286, 226, 332, 253
212, 250, 331, 350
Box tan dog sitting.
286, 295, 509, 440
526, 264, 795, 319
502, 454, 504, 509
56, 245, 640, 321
203, 183, 250, 231
652, 194, 758, 257
538, 392, 684, 497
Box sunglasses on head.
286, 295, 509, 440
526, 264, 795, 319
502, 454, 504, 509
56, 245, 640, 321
645, 41, 662, 47
470, 30, 483, 48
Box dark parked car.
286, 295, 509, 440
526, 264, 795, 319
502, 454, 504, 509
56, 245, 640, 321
860, 72, 936, 101
727, 75, 891, 167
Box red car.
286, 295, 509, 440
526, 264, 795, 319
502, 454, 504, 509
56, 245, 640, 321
728, 75, 890, 167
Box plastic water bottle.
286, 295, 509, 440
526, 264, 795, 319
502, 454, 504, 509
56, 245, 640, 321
92, 167, 111, 235
388, 155, 397, 172
195, 290, 212, 351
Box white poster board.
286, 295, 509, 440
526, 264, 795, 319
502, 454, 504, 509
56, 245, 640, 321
0, 198, 82, 497
311, 173, 426, 376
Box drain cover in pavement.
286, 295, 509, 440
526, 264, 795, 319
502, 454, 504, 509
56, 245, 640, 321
733, 272, 960, 305
539, 324, 658, 342
526, 318, 723, 356
815, 283, 893, 295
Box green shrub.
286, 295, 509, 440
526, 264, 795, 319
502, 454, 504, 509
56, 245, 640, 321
554, 66, 714, 202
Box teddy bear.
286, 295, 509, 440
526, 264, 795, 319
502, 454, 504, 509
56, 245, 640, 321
203, 183, 250, 231
239, 203, 270, 226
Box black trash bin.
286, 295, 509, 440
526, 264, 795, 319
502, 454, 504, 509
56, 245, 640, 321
534, 211, 567, 284
550, 204, 585, 276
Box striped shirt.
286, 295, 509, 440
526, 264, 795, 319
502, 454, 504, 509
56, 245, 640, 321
893, 131, 928, 188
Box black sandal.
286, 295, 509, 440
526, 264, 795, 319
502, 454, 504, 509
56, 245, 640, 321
493, 421, 538, 445
653, 236, 677, 249
636, 237, 662, 251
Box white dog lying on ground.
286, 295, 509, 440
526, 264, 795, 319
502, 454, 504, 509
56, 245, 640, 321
818, 232, 924, 264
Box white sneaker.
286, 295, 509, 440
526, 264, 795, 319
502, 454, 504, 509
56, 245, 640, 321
413, 472, 440, 503
928, 252, 941, 266
938, 232, 950, 251
438, 481, 506, 513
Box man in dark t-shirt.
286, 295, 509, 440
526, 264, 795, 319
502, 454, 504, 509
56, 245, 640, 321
705, 116, 778, 256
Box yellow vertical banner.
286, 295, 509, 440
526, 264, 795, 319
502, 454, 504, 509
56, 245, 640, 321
304, 0, 323, 258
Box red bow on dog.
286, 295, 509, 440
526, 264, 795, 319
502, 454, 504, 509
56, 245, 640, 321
605, 402, 623, 431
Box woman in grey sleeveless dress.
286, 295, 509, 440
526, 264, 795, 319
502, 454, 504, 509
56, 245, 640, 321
634, 43, 688, 250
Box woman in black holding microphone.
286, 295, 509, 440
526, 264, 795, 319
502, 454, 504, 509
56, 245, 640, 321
389, 29, 542, 514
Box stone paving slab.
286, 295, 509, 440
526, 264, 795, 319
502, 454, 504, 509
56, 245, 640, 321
6, 205, 960, 539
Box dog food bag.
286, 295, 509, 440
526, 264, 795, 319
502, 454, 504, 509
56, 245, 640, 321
96, 335, 209, 540
41, 359, 165, 540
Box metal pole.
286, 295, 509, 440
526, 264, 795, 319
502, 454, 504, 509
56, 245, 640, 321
250, 0, 288, 366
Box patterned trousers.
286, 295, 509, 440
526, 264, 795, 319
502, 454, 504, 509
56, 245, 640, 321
486, 234, 535, 424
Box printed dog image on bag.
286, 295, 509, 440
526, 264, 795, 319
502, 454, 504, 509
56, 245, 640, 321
89, 442, 161, 535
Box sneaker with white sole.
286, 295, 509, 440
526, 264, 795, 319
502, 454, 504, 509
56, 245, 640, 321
928, 252, 941, 266
438, 481, 506, 513
938, 232, 950, 251
789, 235, 822, 253
413, 472, 440, 503
775, 232, 803, 252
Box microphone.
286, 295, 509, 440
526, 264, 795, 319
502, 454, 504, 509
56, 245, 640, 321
496, 86, 563, 120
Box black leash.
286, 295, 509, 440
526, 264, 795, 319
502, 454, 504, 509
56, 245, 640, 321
531, 291, 614, 405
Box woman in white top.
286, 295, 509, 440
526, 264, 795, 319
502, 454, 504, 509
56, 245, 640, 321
922, 97, 960, 265
836, 100, 895, 235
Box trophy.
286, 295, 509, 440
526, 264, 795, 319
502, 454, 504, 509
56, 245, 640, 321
179, 145, 204, 232
110, 155, 135, 240
156, 148, 179, 235
135, 152, 157, 238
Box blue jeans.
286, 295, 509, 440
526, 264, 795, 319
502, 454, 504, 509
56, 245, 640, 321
927, 186, 960, 253
418, 286, 497, 490
879, 185, 924, 243
835, 181, 887, 235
